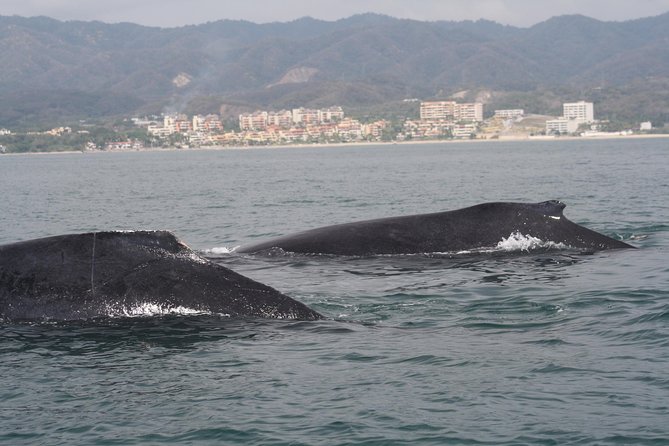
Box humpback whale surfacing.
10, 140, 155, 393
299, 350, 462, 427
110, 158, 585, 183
0, 231, 322, 322
239, 201, 634, 256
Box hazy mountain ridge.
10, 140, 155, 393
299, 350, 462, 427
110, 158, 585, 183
1, 13, 668, 127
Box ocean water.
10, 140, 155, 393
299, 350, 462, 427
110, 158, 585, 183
1, 139, 668, 445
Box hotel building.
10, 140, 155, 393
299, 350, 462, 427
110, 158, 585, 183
563, 101, 594, 123
420, 101, 483, 122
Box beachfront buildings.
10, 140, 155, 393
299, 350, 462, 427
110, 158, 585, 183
546, 101, 595, 134
419, 101, 483, 122
403, 100, 484, 139
563, 101, 594, 123
147, 113, 225, 144
239, 107, 345, 131
545, 118, 579, 134
234, 106, 387, 144
239, 111, 269, 131
140, 106, 389, 147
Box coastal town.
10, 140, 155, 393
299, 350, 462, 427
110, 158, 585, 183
0, 99, 660, 153
135, 100, 653, 149
142, 105, 391, 147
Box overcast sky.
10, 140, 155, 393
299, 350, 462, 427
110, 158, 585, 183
3, 0, 669, 27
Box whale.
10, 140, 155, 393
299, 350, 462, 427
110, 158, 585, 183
238, 201, 634, 256
0, 231, 322, 322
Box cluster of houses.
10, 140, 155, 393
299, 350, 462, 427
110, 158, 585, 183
137, 102, 487, 147
145, 114, 224, 146
236, 106, 389, 144
401, 101, 484, 139
138, 107, 390, 146
237, 106, 389, 144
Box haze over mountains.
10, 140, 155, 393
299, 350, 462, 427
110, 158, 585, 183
1, 12, 668, 128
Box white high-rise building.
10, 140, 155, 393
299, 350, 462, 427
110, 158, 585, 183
420, 101, 483, 122
456, 103, 483, 122
563, 101, 594, 123
267, 110, 293, 128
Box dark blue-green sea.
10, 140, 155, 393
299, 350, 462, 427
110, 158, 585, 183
1, 138, 668, 445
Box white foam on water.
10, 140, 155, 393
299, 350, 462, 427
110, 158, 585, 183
496, 231, 568, 252
204, 246, 239, 255
428, 233, 568, 256
105, 302, 225, 318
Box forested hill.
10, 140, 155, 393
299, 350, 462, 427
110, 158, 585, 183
1, 12, 668, 128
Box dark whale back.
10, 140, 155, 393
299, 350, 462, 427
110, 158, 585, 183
0, 231, 322, 321
239, 201, 633, 255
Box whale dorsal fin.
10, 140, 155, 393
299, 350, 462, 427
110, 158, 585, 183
532, 200, 566, 218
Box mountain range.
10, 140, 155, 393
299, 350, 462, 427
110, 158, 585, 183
1, 12, 668, 128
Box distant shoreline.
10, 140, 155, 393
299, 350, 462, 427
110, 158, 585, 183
3, 133, 669, 156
